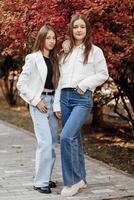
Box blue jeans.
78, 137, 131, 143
60, 88, 93, 186
29, 94, 58, 187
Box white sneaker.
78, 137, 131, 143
61, 180, 87, 197
78, 180, 87, 189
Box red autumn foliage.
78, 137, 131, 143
0, 0, 133, 126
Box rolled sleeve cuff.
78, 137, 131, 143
53, 103, 61, 112
30, 97, 41, 106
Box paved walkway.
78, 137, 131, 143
0, 120, 134, 200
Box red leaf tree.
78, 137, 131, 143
0, 0, 133, 129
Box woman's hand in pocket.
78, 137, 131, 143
37, 100, 47, 112
75, 86, 85, 95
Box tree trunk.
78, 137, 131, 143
92, 104, 103, 127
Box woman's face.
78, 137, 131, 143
72, 19, 86, 44
44, 30, 56, 51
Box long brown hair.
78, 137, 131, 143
66, 14, 92, 64
33, 24, 59, 89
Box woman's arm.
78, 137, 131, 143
62, 40, 71, 54
17, 55, 35, 103
78, 48, 109, 92
53, 77, 61, 112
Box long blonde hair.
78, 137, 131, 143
33, 24, 59, 89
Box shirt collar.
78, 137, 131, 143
74, 43, 85, 50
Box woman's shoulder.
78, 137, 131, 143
26, 51, 41, 59
25, 51, 42, 63
91, 44, 106, 61
91, 44, 103, 53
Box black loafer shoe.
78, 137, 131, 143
49, 181, 56, 188
33, 186, 40, 190
33, 186, 51, 193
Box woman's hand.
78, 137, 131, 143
62, 40, 71, 54
37, 100, 47, 113
75, 86, 85, 95
55, 111, 62, 119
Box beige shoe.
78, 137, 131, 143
78, 180, 87, 189
61, 180, 87, 197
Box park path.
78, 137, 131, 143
0, 120, 134, 200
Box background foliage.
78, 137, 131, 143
0, 0, 133, 130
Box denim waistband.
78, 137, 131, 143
61, 88, 92, 93
61, 88, 75, 91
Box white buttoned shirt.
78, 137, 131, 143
53, 44, 109, 112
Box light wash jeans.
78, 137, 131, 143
60, 88, 93, 186
29, 94, 58, 187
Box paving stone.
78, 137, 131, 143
0, 120, 134, 200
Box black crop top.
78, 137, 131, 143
43, 56, 54, 89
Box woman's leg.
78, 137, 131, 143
60, 89, 93, 186
47, 95, 58, 181
30, 102, 52, 187
78, 132, 86, 181
61, 105, 90, 185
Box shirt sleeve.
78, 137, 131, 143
78, 48, 109, 92
17, 55, 35, 103
53, 77, 61, 112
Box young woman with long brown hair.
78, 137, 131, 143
54, 14, 109, 196
17, 24, 60, 194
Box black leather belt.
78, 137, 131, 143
42, 91, 55, 95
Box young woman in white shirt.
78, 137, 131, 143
54, 14, 109, 196
17, 24, 60, 194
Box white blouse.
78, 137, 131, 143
53, 44, 109, 111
